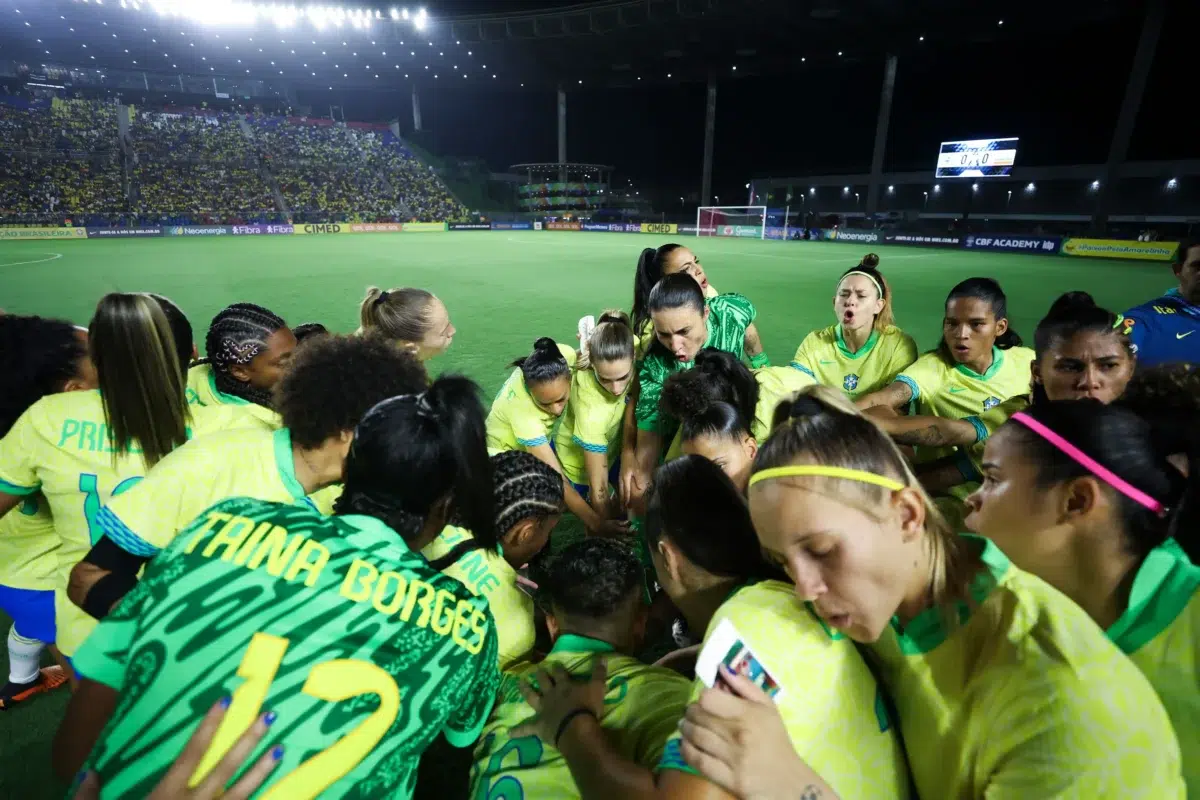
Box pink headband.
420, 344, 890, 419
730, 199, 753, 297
1011, 412, 1165, 516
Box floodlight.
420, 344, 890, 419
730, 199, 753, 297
413, 14, 426, 30
1167, 178, 1178, 189
402, 8, 409, 19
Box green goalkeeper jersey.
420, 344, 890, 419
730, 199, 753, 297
73, 496, 501, 800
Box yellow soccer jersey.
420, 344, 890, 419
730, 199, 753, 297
486, 343, 577, 455
186, 363, 281, 429
635, 283, 720, 361
658, 581, 910, 799
0, 493, 57, 592
869, 535, 1184, 799
554, 367, 628, 486
793, 324, 918, 399
97, 427, 323, 559
472, 634, 690, 799
1107, 544, 1200, 797
0, 391, 267, 655
752, 364, 818, 442
423, 526, 534, 668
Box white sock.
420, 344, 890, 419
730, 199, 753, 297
7, 625, 45, 684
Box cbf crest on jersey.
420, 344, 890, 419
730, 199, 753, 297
843, 374, 860, 392
983, 396, 1001, 410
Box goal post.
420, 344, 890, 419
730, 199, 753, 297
695, 206, 767, 239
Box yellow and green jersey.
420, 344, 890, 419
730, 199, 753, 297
0, 493, 57, 592
0, 390, 268, 655
658, 581, 911, 799
422, 526, 535, 668
554, 367, 628, 486
486, 343, 577, 455
635, 283, 720, 361
868, 535, 1184, 798
1107, 543, 1200, 796
793, 324, 918, 399
472, 634, 690, 800
98, 427, 326, 559
752, 364, 819, 442
75, 496, 500, 800
186, 363, 281, 429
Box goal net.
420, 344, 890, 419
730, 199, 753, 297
695, 206, 767, 239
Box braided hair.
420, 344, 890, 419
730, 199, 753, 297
202, 302, 288, 408
428, 450, 565, 571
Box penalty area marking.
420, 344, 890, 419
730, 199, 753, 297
0, 252, 63, 268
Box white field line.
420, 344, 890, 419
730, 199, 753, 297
0, 252, 63, 268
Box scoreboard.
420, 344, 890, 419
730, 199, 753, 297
935, 137, 1019, 178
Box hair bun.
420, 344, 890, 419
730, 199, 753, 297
597, 309, 631, 328
1046, 291, 1097, 318
788, 394, 826, 420
532, 336, 558, 353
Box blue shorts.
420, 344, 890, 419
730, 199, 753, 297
551, 441, 620, 502
0, 585, 56, 644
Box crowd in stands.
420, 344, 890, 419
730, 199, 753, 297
130, 112, 251, 163
133, 161, 276, 222
0, 153, 124, 223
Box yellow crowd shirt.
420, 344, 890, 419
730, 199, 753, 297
554, 367, 628, 486
421, 525, 535, 669
486, 343, 577, 456
0, 493, 57, 592
1106, 543, 1200, 797
793, 324, 918, 399
868, 535, 1185, 798
186, 363, 281, 429
0, 390, 268, 655
658, 581, 911, 799
98, 427, 326, 559
472, 634, 690, 799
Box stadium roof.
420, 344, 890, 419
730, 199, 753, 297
2, 0, 1136, 92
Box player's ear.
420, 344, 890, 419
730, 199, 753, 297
229, 362, 253, 384
994, 317, 1009, 338
1030, 359, 1043, 387
658, 538, 683, 583
544, 610, 561, 643
506, 518, 537, 549
1063, 476, 1100, 522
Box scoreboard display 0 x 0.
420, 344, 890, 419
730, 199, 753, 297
935, 137, 1019, 178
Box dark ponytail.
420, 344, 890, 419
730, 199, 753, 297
645, 455, 785, 582
632, 243, 683, 333
511, 337, 570, 386
335, 375, 496, 549
0, 315, 88, 436
1032, 292, 1131, 405
943, 277, 1023, 352
660, 348, 757, 440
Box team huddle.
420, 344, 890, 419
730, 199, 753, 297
0, 238, 1198, 799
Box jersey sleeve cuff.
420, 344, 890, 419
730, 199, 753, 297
515, 436, 549, 448
954, 449, 982, 483
0, 477, 39, 496
442, 698, 496, 749
964, 415, 989, 444
788, 361, 816, 378
894, 374, 920, 403
571, 435, 608, 454
97, 506, 162, 558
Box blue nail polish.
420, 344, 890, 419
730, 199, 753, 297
271, 745, 284, 761
263, 710, 277, 726
219, 695, 232, 709
74, 770, 88, 788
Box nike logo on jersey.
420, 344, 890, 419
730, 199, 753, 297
949, 387, 966, 393
1177, 332, 1194, 340
820, 360, 836, 365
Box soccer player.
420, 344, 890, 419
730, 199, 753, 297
0, 315, 96, 708
624, 275, 759, 513
358, 286, 456, 361
791, 261, 918, 399
68, 334, 428, 617
423, 451, 565, 667
53, 376, 502, 798
553, 311, 636, 518
471, 538, 691, 800
710, 386, 1184, 798
0, 293, 264, 669
1120, 238, 1200, 366
964, 401, 1198, 795
487, 338, 625, 536
186, 302, 296, 427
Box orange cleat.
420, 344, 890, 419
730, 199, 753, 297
0, 666, 69, 710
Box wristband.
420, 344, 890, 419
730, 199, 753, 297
749, 352, 770, 369
554, 708, 598, 747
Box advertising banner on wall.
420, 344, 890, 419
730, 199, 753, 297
349, 223, 404, 233
449, 223, 491, 230
491, 222, 535, 230
716, 225, 763, 238
582, 223, 610, 232
292, 223, 342, 235
882, 232, 962, 247
231, 224, 294, 235
1061, 238, 1178, 261
165, 225, 233, 236
641, 223, 678, 234
86, 227, 163, 238
963, 234, 1061, 254
403, 222, 447, 232
546, 222, 582, 231
824, 229, 881, 244
0, 227, 88, 241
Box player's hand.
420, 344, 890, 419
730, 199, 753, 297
653, 644, 700, 678
590, 518, 631, 538
679, 665, 831, 800
72, 698, 283, 800
511, 659, 608, 744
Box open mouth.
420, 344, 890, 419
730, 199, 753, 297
843, 310, 855, 323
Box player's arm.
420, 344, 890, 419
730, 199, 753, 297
583, 449, 614, 518
0, 491, 19, 519
743, 323, 767, 367
69, 537, 152, 620
855, 380, 913, 411
619, 383, 641, 509
526, 442, 625, 536
53, 678, 118, 782
915, 455, 975, 494
863, 407, 980, 448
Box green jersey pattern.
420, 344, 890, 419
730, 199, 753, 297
74, 496, 500, 800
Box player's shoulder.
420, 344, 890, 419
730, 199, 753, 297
803, 324, 839, 346
27, 388, 104, 425
556, 342, 578, 367
711, 580, 837, 644
1123, 294, 1191, 322
879, 325, 918, 350
189, 403, 277, 438
1002, 345, 1036, 370
902, 348, 952, 378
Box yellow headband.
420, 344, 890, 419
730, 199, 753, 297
748, 465, 905, 492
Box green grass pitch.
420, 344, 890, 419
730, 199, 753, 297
0, 232, 1171, 797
